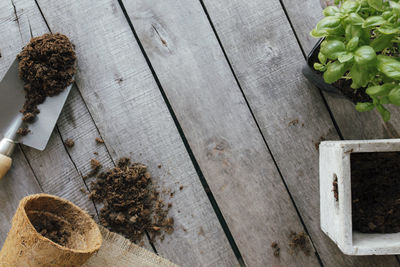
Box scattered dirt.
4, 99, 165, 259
179, 185, 184, 191
332, 174, 338, 202
64, 138, 74, 148
29, 211, 71, 247
16, 127, 30, 136
314, 136, 326, 151
93, 152, 99, 155
288, 119, 299, 127
17, 33, 76, 134
158, 164, 162, 169
95, 137, 104, 144
271, 241, 280, 257
89, 158, 174, 243
289, 231, 310, 256
351, 152, 400, 233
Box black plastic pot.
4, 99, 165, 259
302, 39, 344, 97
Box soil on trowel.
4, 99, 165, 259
29, 211, 71, 247
89, 158, 174, 243
16, 33, 76, 135
351, 152, 400, 233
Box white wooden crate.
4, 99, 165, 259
319, 139, 400, 255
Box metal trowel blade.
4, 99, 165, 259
0, 59, 72, 151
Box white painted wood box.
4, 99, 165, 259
320, 139, 400, 255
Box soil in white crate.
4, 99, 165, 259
351, 152, 400, 233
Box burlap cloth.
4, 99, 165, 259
83, 226, 179, 267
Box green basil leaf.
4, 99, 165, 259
355, 102, 375, 112
388, 87, 400, 105
376, 104, 390, 121
348, 13, 365, 25
391, 1, 400, 16
345, 24, 362, 40
377, 55, 400, 80
341, 1, 360, 13
318, 52, 327, 64
321, 40, 346, 59
323, 61, 347, 84
362, 16, 386, 28
317, 16, 343, 33
366, 84, 394, 96
354, 46, 377, 66
350, 64, 369, 88
338, 52, 354, 63
382, 11, 392, 19
377, 25, 400, 34
371, 34, 393, 51
380, 96, 390, 104
323, 6, 340, 16
314, 63, 327, 72
346, 36, 359, 51
310, 29, 326, 38
368, 0, 383, 10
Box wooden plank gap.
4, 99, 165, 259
117, 0, 246, 264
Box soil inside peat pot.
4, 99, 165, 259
24, 195, 97, 250
308, 42, 371, 104
16, 33, 76, 135
351, 152, 400, 233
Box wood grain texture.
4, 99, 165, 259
201, 0, 399, 266
122, 0, 321, 266
0, 0, 44, 247
281, 0, 400, 141
34, 0, 238, 266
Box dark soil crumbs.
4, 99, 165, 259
310, 45, 371, 103
351, 152, 400, 233
64, 138, 74, 148
17, 33, 76, 135
95, 137, 104, 144
271, 241, 280, 257
30, 212, 71, 247
89, 158, 174, 243
289, 231, 310, 256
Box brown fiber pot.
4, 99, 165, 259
0, 194, 102, 266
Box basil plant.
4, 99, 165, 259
311, 0, 400, 121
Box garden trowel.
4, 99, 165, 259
0, 59, 72, 179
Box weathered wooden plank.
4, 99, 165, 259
34, 0, 239, 266
0, 0, 45, 246
122, 0, 322, 266
281, 0, 400, 140
201, 0, 399, 266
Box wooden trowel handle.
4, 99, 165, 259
0, 138, 15, 179
0, 154, 12, 179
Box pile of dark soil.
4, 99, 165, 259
89, 158, 174, 243
29, 211, 71, 246
17, 33, 76, 134
289, 231, 310, 256
351, 152, 400, 233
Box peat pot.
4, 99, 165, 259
320, 139, 400, 255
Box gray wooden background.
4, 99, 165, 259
0, 0, 399, 266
